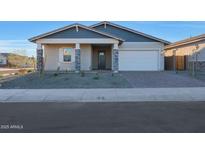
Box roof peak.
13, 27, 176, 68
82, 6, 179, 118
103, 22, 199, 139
90, 21, 170, 44
29, 22, 124, 42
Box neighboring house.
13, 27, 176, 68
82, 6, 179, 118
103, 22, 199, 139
0, 53, 8, 66
164, 34, 205, 71
29, 21, 170, 72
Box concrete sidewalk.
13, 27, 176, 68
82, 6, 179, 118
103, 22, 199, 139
1, 87, 205, 103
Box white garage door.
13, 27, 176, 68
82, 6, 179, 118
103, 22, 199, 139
119, 50, 159, 71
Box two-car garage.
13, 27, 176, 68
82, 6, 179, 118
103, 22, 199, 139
118, 50, 160, 71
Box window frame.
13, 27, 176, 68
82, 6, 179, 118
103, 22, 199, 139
62, 48, 73, 63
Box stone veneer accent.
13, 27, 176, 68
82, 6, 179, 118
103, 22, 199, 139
75, 49, 81, 72
37, 49, 43, 72
112, 49, 119, 72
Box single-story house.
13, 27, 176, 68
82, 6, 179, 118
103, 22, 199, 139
164, 34, 205, 71
29, 21, 170, 72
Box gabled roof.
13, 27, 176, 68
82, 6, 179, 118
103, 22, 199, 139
165, 34, 205, 50
91, 21, 171, 45
29, 23, 124, 42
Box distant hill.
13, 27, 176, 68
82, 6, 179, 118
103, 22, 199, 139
0, 53, 36, 68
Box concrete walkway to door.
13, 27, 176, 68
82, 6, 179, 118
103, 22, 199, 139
1, 87, 205, 103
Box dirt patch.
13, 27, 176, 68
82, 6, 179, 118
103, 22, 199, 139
0, 72, 132, 89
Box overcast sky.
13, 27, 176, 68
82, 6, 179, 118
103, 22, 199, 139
0, 21, 205, 57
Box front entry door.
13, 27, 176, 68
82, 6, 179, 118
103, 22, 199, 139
98, 50, 106, 70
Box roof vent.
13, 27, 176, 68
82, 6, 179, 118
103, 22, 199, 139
76, 25, 79, 32
104, 22, 107, 29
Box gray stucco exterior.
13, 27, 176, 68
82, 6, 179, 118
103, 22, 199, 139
94, 24, 156, 42
43, 27, 112, 39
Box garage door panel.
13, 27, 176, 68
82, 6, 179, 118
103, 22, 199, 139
119, 51, 159, 71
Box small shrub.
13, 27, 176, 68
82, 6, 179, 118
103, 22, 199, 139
93, 76, 99, 80
57, 66, 60, 72
54, 66, 60, 76
14, 72, 18, 75
93, 72, 99, 80
39, 71, 45, 78
80, 71, 85, 77
64, 77, 69, 81
18, 69, 27, 75
53, 73, 58, 77
27, 69, 33, 73
111, 72, 114, 77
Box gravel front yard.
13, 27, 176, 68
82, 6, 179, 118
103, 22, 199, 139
1, 71, 205, 89
0, 72, 131, 89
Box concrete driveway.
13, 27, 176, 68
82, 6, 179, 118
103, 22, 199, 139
1, 101, 205, 133
121, 71, 205, 88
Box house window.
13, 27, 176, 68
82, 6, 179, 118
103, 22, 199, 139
63, 48, 72, 62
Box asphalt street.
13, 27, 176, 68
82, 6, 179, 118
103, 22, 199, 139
0, 101, 205, 133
